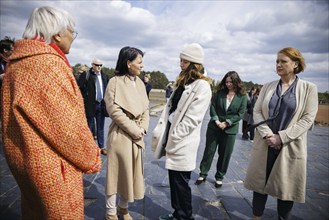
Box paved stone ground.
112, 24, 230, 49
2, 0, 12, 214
1, 105, 328, 220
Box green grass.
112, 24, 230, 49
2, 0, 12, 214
149, 90, 166, 99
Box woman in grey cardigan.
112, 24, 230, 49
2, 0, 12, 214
244, 47, 318, 220
152, 43, 212, 220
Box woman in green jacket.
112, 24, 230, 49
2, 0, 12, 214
195, 71, 247, 188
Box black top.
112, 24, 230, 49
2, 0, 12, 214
170, 85, 184, 114
169, 79, 195, 114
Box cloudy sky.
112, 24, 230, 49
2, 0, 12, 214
1, 0, 328, 92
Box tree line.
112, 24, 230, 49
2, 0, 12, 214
73, 64, 329, 104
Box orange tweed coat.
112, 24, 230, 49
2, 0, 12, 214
1, 39, 101, 219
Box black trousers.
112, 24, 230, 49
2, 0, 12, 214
242, 120, 249, 138
168, 170, 194, 220
249, 124, 255, 141
252, 148, 294, 219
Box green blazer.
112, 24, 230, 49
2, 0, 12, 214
208, 90, 247, 134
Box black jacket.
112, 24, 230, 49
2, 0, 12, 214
77, 68, 109, 117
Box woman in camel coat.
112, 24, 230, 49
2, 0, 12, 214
104, 46, 149, 220
244, 47, 318, 220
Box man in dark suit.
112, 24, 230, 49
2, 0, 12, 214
78, 58, 109, 155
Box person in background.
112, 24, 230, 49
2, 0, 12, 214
77, 64, 95, 139
0, 36, 15, 83
242, 87, 256, 140
247, 87, 261, 142
195, 71, 247, 188
104, 46, 149, 220
143, 73, 152, 98
0, 36, 15, 135
165, 82, 174, 102
152, 43, 212, 220
75, 64, 88, 81
1, 6, 101, 219
78, 58, 109, 155
244, 47, 318, 220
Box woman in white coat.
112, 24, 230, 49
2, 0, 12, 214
244, 47, 318, 220
152, 43, 212, 220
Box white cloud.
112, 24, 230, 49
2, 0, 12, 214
1, 0, 328, 92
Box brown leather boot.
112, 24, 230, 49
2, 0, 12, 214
252, 215, 261, 220
118, 206, 133, 220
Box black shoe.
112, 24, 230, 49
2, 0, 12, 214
242, 134, 249, 140
215, 180, 223, 188
159, 213, 177, 220
101, 149, 107, 155
195, 177, 206, 185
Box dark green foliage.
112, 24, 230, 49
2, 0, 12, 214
318, 91, 329, 104
102, 66, 115, 79
72, 63, 327, 104
140, 71, 170, 89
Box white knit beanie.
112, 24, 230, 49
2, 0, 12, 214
179, 43, 204, 64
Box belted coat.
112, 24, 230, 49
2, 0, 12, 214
1, 39, 101, 219
244, 79, 318, 203
104, 75, 149, 201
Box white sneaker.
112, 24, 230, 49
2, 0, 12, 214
195, 177, 206, 185
215, 180, 222, 188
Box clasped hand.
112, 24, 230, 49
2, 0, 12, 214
134, 127, 146, 140
264, 134, 282, 150
215, 120, 227, 130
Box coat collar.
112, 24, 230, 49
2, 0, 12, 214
114, 75, 149, 118
10, 39, 71, 68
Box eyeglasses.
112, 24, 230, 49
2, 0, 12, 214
72, 31, 78, 39
68, 30, 78, 39
93, 64, 103, 67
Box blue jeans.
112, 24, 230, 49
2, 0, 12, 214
87, 102, 105, 149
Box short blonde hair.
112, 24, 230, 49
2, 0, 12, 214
79, 65, 88, 72
23, 6, 75, 44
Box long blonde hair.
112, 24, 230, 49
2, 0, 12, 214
175, 63, 211, 87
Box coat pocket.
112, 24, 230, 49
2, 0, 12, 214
152, 119, 169, 159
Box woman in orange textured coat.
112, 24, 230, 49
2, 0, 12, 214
1, 6, 101, 219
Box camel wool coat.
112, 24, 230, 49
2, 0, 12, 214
244, 79, 318, 203
152, 79, 212, 171
104, 75, 149, 202
1, 40, 101, 219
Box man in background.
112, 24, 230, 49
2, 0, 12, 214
78, 58, 109, 155
143, 73, 152, 98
